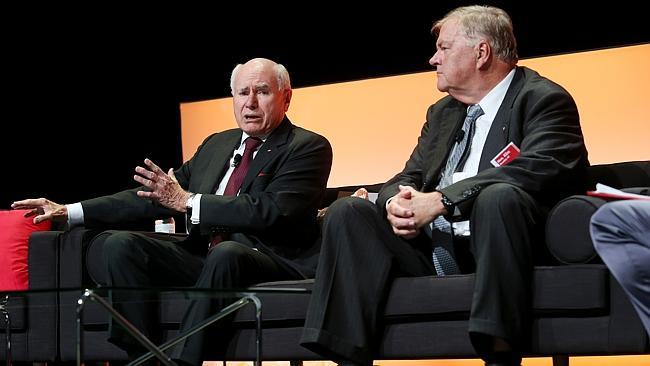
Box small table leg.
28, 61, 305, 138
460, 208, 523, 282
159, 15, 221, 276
76, 290, 263, 366
77, 289, 176, 366
1, 296, 11, 366
130, 294, 262, 366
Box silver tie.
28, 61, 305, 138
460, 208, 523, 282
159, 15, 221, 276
432, 104, 484, 275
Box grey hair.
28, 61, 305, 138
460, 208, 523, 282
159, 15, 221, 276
230, 61, 291, 95
432, 5, 518, 64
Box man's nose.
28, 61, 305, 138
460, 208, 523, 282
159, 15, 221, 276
429, 53, 439, 67
246, 93, 258, 108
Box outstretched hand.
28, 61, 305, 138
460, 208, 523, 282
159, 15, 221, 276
134, 158, 190, 213
11, 198, 68, 224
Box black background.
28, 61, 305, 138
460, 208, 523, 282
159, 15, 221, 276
3, 2, 648, 208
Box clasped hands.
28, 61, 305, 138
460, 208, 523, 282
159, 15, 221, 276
386, 185, 448, 239
134, 158, 190, 213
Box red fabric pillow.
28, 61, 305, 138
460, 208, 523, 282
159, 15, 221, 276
0, 210, 52, 291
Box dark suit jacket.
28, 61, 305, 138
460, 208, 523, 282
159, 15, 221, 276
81, 118, 333, 278
378, 66, 589, 218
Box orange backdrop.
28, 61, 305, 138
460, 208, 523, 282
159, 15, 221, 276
180, 44, 650, 187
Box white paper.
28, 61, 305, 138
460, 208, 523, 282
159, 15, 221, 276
594, 183, 650, 200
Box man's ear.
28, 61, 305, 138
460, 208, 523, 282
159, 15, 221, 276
284, 89, 292, 111
476, 40, 491, 68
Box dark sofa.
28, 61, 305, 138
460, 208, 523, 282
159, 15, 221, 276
2, 161, 649, 366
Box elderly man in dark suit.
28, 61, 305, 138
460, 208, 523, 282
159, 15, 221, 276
13, 58, 333, 366
300, 6, 588, 366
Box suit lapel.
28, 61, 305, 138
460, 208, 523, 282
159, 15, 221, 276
478, 67, 525, 171
199, 131, 242, 194
239, 117, 292, 193
424, 102, 467, 189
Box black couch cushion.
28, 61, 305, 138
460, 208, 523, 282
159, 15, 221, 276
546, 195, 606, 264
79, 265, 609, 328
586, 160, 650, 189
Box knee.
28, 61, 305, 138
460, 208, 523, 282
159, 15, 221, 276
323, 196, 377, 224
102, 231, 143, 265
474, 183, 525, 212
590, 202, 628, 232
205, 241, 250, 268
590, 203, 625, 251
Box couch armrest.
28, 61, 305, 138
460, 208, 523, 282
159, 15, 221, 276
25, 230, 63, 361
545, 195, 606, 264
28, 231, 63, 290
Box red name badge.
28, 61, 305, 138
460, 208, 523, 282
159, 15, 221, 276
491, 142, 520, 167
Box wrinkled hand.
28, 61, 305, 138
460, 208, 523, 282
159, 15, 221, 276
134, 158, 190, 213
11, 198, 68, 224
352, 187, 369, 200
386, 185, 419, 239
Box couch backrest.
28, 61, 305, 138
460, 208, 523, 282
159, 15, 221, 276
586, 160, 650, 189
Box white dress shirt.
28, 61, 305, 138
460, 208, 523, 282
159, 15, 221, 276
450, 68, 516, 235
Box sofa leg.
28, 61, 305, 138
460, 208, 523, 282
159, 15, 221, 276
552, 355, 569, 366
290, 361, 303, 366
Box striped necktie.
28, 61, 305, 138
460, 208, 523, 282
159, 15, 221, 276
431, 104, 483, 275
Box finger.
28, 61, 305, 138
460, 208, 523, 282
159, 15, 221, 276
11, 198, 45, 209
137, 190, 154, 199
144, 158, 165, 175
133, 175, 154, 188
33, 213, 52, 225
388, 202, 413, 218
387, 214, 416, 230
135, 166, 157, 180
397, 186, 414, 198
392, 226, 419, 238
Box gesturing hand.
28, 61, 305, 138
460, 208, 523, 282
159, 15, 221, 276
134, 158, 190, 213
11, 198, 68, 224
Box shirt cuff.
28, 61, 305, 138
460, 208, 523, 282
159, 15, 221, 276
190, 193, 202, 225
385, 195, 397, 210
66, 202, 84, 226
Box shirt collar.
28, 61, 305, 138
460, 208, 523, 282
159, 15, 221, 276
475, 68, 516, 121
238, 131, 269, 148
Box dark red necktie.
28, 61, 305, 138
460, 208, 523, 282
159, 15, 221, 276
209, 137, 263, 249
222, 137, 263, 196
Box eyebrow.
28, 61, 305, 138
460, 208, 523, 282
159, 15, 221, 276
236, 83, 271, 93
254, 83, 270, 91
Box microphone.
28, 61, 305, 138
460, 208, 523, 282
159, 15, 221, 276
455, 129, 465, 143
232, 154, 242, 167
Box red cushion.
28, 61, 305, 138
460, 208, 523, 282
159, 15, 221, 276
0, 210, 52, 291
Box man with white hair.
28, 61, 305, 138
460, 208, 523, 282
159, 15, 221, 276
14, 57, 333, 365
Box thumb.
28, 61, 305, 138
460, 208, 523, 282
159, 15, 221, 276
33, 213, 50, 225
168, 168, 178, 183
397, 185, 413, 198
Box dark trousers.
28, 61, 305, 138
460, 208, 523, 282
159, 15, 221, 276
103, 233, 300, 366
300, 196, 436, 365
300, 183, 542, 365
